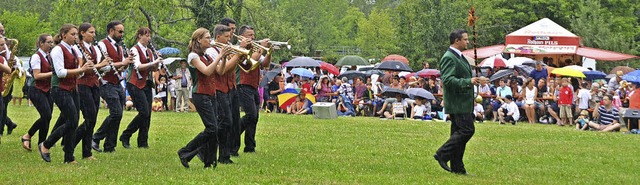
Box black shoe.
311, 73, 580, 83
7, 124, 16, 135
120, 137, 130, 149
511, 120, 516, 125
177, 151, 189, 168
218, 158, 234, 164
38, 143, 51, 162
452, 171, 473, 176
243, 148, 255, 153
91, 140, 102, 152
204, 162, 217, 169
138, 145, 149, 149
103, 149, 116, 153
433, 154, 451, 172
230, 152, 239, 157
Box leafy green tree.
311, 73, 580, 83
0, 11, 54, 56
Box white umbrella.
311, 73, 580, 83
564, 65, 589, 72
506, 57, 534, 68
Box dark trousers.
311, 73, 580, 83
27, 87, 53, 144
74, 85, 100, 158
178, 93, 219, 166
436, 113, 475, 173
43, 87, 80, 162
215, 91, 232, 160
93, 83, 125, 152
121, 84, 152, 147
229, 88, 241, 154
238, 85, 260, 152
0, 87, 17, 135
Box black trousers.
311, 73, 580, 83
229, 88, 241, 153
27, 87, 53, 144
74, 85, 100, 158
0, 87, 17, 135
43, 87, 80, 162
238, 85, 260, 152
121, 84, 152, 147
178, 93, 219, 166
215, 91, 232, 160
93, 83, 125, 152
436, 113, 475, 173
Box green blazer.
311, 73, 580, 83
438, 48, 474, 114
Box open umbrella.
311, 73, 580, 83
583, 70, 607, 81
287, 57, 320, 67
277, 88, 316, 109
337, 71, 368, 80
381, 88, 409, 98
489, 69, 515, 82
416, 69, 441, 78
375, 61, 413, 72
610, 66, 635, 75
622, 70, 640, 83
290, 68, 314, 78
336, 55, 368, 67
365, 69, 384, 76
514, 65, 534, 78
319, 61, 339, 76
551, 67, 586, 78
381, 54, 409, 64
158, 47, 180, 56
564, 65, 589, 72
260, 68, 282, 87
507, 57, 534, 68
478, 56, 507, 68
405, 88, 435, 100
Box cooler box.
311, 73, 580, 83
312, 102, 337, 119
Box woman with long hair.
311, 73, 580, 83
38, 24, 94, 164
21, 34, 54, 151
177, 27, 229, 168
522, 78, 538, 124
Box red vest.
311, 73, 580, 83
100, 39, 123, 85
77, 45, 99, 87
34, 52, 52, 92
55, 45, 78, 91
194, 55, 216, 96
227, 67, 236, 90
240, 61, 260, 89
128, 45, 152, 89
0, 56, 5, 92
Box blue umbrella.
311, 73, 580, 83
622, 70, 640, 83
583, 70, 607, 81
158, 47, 181, 55
290, 68, 314, 78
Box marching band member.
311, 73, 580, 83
20, 34, 54, 151
120, 27, 162, 149
0, 34, 13, 143
73, 23, 108, 159
236, 25, 271, 154
0, 23, 18, 138
219, 17, 244, 158
38, 24, 94, 164
92, 21, 133, 153
178, 27, 229, 168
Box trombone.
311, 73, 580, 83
233, 34, 273, 55
211, 41, 260, 72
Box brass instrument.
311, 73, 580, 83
77, 43, 102, 80
95, 42, 123, 81
233, 34, 273, 55
2, 38, 20, 97
212, 41, 260, 72
269, 40, 291, 50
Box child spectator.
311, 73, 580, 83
575, 82, 591, 117
412, 97, 427, 119
156, 76, 168, 111
558, 78, 574, 126
152, 96, 164, 112
574, 110, 589, 130
499, 95, 519, 125
473, 96, 484, 122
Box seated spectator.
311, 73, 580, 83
522, 78, 538, 124
498, 95, 519, 125
389, 76, 402, 90
292, 93, 312, 115
315, 75, 333, 102
411, 97, 427, 119
337, 94, 356, 116
588, 95, 621, 132
360, 82, 377, 115
473, 96, 484, 122
492, 79, 512, 122
337, 77, 355, 103
267, 74, 283, 113
152, 96, 164, 112
574, 110, 590, 130
377, 94, 407, 119
625, 82, 640, 131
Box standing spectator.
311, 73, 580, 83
156, 77, 168, 111
173, 60, 192, 112
558, 78, 574, 126
608, 71, 623, 93
529, 61, 548, 85
588, 95, 621, 132
625, 82, 640, 130
575, 82, 591, 117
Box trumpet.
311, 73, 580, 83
269, 40, 291, 50
233, 34, 273, 55
212, 41, 260, 73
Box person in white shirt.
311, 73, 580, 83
498, 95, 519, 125
473, 97, 484, 122
412, 98, 427, 119
284, 74, 299, 89
575, 82, 592, 116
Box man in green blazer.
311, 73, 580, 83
433, 29, 484, 175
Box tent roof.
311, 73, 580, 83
462, 45, 505, 59
507, 18, 577, 37
576, 47, 639, 61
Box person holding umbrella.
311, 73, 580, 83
433, 29, 486, 175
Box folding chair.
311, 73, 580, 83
392, 102, 406, 120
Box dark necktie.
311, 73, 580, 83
115, 42, 121, 57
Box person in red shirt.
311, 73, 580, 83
557, 78, 574, 126
625, 82, 640, 130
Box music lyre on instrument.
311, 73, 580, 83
212, 41, 260, 73
95, 41, 123, 81
77, 43, 102, 79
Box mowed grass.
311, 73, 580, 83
0, 104, 639, 184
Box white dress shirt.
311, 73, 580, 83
51, 41, 81, 78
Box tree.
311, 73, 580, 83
355, 8, 399, 60
0, 11, 54, 56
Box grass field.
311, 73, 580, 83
0, 104, 639, 184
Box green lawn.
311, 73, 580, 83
0, 104, 638, 184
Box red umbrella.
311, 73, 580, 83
416, 69, 441, 78
319, 61, 340, 75
478, 56, 507, 68
382, 54, 409, 64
